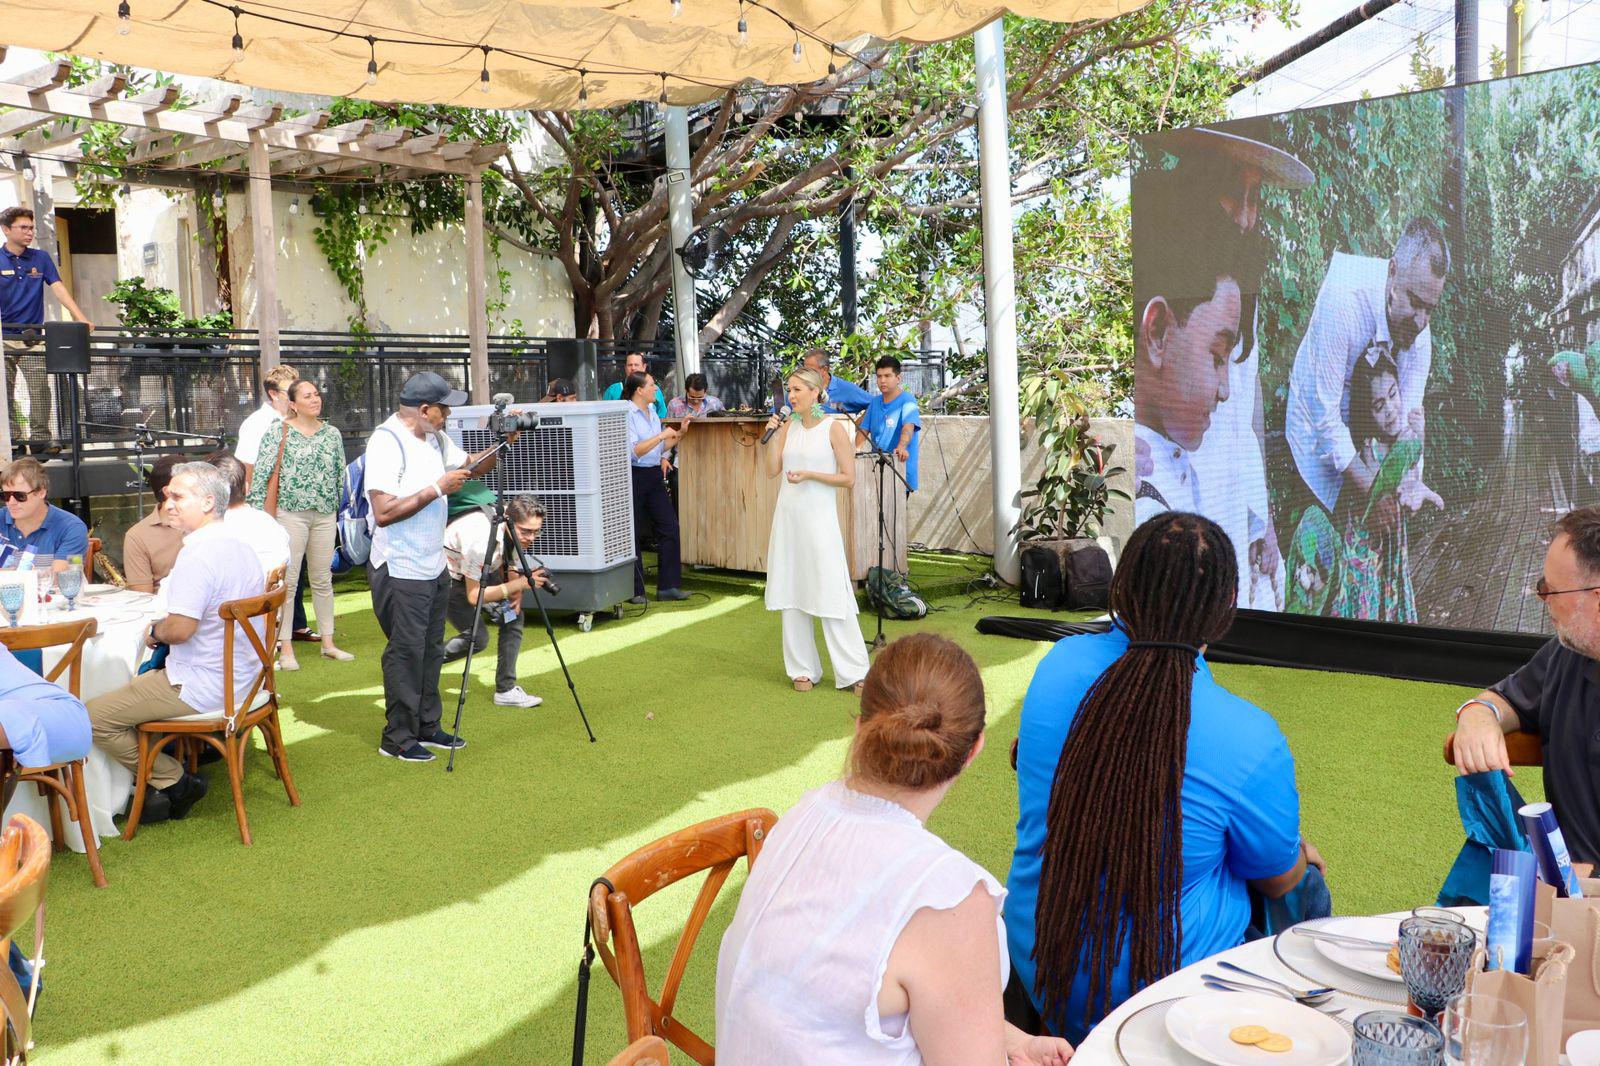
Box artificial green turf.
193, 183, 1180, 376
30, 553, 1537, 1064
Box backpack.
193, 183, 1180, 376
334, 426, 410, 572
865, 566, 927, 620
1020, 547, 1064, 610
1062, 541, 1113, 611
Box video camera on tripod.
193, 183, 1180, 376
488, 392, 544, 436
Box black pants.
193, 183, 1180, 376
444, 577, 523, 694
369, 563, 450, 750
631, 465, 682, 597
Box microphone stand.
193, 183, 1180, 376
79, 417, 228, 520
445, 432, 596, 772
857, 432, 911, 651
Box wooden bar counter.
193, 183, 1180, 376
677, 415, 909, 580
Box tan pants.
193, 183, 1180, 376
2, 337, 53, 446
275, 509, 337, 639
87, 670, 191, 789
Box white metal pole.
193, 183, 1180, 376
974, 20, 1023, 584
664, 106, 700, 391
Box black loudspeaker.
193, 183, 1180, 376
546, 338, 598, 401
44, 321, 90, 375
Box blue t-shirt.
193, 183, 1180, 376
1005, 626, 1301, 1042
0, 504, 90, 563
863, 390, 922, 491
0, 246, 60, 333
603, 381, 667, 418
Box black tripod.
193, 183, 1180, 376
859, 437, 911, 650
445, 434, 595, 771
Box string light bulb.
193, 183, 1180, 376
828, 46, 838, 76
577, 69, 589, 105
670, 0, 682, 18
17, 153, 33, 182
212, 190, 224, 210
365, 37, 378, 86
119, 182, 132, 198
116, 0, 131, 35
479, 45, 491, 94
288, 197, 300, 215
358, 196, 369, 215
792, 36, 803, 64
230, 7, 244, 61
736, 11, 748, 47
659, 74, 668, 106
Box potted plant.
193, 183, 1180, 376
1013, 369, 1128, 563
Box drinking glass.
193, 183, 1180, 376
1400, 916, 1478, 1018
1353, 1011, 1445, 1065
1411, 906, 1468, 926
1441, 995, 1527, 1065
56, 568, 82, 613
0, 584, 25, 628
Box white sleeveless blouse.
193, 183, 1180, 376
715, 780, 1008, 1065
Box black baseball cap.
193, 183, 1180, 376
399, 371, 469, 407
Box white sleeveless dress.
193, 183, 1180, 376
715, 781, 1008, 1065
765, 418, 858, 620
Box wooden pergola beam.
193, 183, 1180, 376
73, 72, 128, 102
326, 119, 374, 143
0, 110, 55, 140
125, 84, 183, 110
3, 60, 72, 93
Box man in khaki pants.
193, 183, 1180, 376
1, 207, 94, 452
86, 462, 264, 824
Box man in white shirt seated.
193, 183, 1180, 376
85, 462, 265, 825
206, 451, 291, 580
1286, 219, 1450, 528
1133, 205, 1254, 524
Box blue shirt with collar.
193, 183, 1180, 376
0, 644, 89, 768
0, 503, 90, 563
1005, 625, 1302, 1042
627, 404, 665, 467
604, 381, 667, 418
0, 245, 60, 333
862, 390, 922, 491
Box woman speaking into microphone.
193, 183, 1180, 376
761, 368, 869, 693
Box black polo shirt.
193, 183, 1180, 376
1491, 638, 1600, 864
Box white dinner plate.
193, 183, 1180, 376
1309, 916, 1404, 983
1165, 992, 1350, 1066
83, 584, 116, 595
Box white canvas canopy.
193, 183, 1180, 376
1, 1, 1145, 108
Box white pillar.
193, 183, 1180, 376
974, 20, 1023, 584
247, 138, 281, 375
664, 106, 700, 388
465, 171, 490, 404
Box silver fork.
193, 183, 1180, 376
1201, 974, 1336, 1007
1217, 960, 1336, 1000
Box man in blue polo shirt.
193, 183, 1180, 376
602, 352, 668, 417
801, 347, 872, 414
0, 458, 89, 572
857, 354, 922, 492
1, 207, 93, 451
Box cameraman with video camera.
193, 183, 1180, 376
441, 484, 553, 710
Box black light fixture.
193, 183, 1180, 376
230, 6, 245, 61
366, 36, 378, 86
577, 69, 589, 105
479, 45, 491, 93
659, 73, 668, 106
116, 0, 131, 35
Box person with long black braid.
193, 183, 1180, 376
1002, 512, 1323, 1043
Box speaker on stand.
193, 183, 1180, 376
44, 321, 91, 510
547, 338, 598, 401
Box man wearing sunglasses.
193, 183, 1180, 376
1452, 506, 1600, 863
0, 457, 87, 571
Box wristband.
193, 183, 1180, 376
1456, 698, 1503, 725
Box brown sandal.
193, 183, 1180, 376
851, 682, 865, 695
793, 677, 814, 692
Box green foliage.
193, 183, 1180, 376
1014, 368, 1129, 541
104, 276, 232, 334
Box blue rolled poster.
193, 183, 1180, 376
1520, 801, 1585, 898
1487, 848, 1537, 974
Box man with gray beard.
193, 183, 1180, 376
1451, 506, 1600, 862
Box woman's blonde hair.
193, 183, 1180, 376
787, 367, 828, 404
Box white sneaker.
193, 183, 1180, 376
494, 686, 544, 708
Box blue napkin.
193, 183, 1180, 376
1439, 770, 1530, 907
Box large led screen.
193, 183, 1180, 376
1130, 66, 1600, 635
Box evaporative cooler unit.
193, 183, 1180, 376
445, 400, 636, 631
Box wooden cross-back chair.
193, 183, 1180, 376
123, 582, 300, 845
589, 809, 777, 1065
1443, 730, 1544, 768
0, 815, 52, 1063
608, 1037, 669, 1066
0, 618, 104, 888
82, 539, 101, 582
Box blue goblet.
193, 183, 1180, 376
0, 583, 25, 628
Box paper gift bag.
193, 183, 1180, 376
1467, 941, 1575, 1066
1534, 881, 1600, 1037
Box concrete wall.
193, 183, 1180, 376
227, 190, 574, 337
910, 415, 1135, 557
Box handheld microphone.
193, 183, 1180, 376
761, 405, 792, 445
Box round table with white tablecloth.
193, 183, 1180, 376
2, 587, 163, 853
1073, 908, 1509, 1065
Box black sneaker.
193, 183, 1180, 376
161, 772, 209, 820
419, 729, 467, 751
657, 588, 690, 601
134, 785, 174, 825
627, 595, 648, 606
441, 642, 469, 665
379, 742, 435, 763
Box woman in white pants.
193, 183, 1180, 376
761, 368, 870, 692
247, 379, 353, 669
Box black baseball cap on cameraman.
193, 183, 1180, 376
399, 371, 469, 408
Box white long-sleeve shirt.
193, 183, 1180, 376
1286, 252, 1432, 512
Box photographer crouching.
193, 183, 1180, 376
442, 484, 552, 709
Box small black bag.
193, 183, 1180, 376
1020, 547, 1064, 610
1063, 541, 1113, 611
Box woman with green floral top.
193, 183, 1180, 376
249, 379, 353, 669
